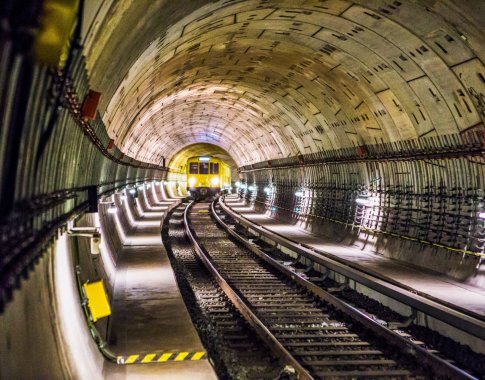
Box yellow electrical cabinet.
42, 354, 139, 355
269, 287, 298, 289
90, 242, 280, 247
83, 280, 111, 322
34, 0, 79, 67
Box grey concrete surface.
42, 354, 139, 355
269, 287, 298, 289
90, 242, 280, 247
100, 184, 216, 379
0, 234, 106, 380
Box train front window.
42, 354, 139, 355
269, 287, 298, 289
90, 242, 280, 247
199, 162, 209, 174
189, 162, 198, 174
210, 163, 219, 174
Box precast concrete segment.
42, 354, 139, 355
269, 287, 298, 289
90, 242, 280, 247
84, 1, 485, 169
0, 239, 97, 379
101, 185, 216, 379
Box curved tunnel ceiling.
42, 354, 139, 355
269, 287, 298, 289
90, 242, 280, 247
85, 0, 485, 170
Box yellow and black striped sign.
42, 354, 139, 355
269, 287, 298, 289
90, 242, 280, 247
117, 351, 207, 364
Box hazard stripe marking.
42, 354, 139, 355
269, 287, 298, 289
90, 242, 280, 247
117, 351, 207, 364
191, 352, 205, 360
141, 353, 156, 363
174, 352, 189, 361
125, 355, 139, 364
158, 353, 173, 362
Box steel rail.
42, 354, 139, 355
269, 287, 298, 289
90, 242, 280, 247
218, 197, 485, 340
212, 199, 477, 379
183, 201, 314, 380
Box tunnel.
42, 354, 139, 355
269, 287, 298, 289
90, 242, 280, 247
1, 0, 485, 379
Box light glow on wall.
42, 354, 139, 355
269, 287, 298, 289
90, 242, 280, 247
356, 196, 371, 206
107, 205, 117, 214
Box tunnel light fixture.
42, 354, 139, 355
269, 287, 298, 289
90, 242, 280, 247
235, 181, 241, 188
129, 188, 136, 194
295, 190, 304, 197
120, 195, 127, 201
98, 198, 115, 205
240, 183, 247, 190
248, 185, 255, 191
263, 186, 273, 195
478, 212, 485, 219
138, 185, 144, 190
356, 195, 370, 206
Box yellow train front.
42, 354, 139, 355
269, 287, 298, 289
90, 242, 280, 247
186, 156, 231, 200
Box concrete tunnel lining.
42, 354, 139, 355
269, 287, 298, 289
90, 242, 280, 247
1, 0, 485, 378
82, 0, 485, 169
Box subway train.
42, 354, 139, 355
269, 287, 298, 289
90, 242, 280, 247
186, 156, 231, 200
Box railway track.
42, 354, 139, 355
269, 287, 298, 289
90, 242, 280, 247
184, 200, 477, 379
162, 203, 281, 379
215, 197, 485, 377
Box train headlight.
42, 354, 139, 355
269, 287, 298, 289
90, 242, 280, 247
189, 177, 196, 186
211, 177, 220, 186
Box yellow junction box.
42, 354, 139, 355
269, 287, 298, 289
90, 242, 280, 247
83, 280, 111, 322
34, 0, 79, 67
